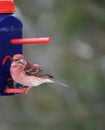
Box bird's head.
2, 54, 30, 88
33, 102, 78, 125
11, 54, 26, 68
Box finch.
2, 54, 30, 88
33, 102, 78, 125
10, 54, 68, 93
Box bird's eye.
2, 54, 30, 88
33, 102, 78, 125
12, 59, 18, 62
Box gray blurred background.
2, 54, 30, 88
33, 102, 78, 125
1, 0, 105, 130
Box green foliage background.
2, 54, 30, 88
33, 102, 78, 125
1, 0, 105, 130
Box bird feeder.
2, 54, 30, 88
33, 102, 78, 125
0, 0, 51, 96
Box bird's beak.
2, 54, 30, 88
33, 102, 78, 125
18, 59, 26, 66
11, 59, 26, 66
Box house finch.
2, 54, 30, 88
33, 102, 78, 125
10, 54, 68, 93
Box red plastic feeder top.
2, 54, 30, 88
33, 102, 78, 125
0, 0, 15, 13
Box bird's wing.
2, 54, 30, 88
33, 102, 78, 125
24, 61, 54, 79
24, 61, 39, 75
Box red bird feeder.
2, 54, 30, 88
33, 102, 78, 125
0, 0, 51, 96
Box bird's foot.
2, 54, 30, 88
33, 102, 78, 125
25, 86, 32, 94
25, 89, 30, 94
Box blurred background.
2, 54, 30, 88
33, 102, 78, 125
1, 0, 105, 130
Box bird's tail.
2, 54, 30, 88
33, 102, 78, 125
54, 80, 68, 87
51, 79, 69, 87
43, 77, 69, 87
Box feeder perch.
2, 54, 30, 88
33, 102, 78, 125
11, 37, 51, 44
0, 0, 51, 96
